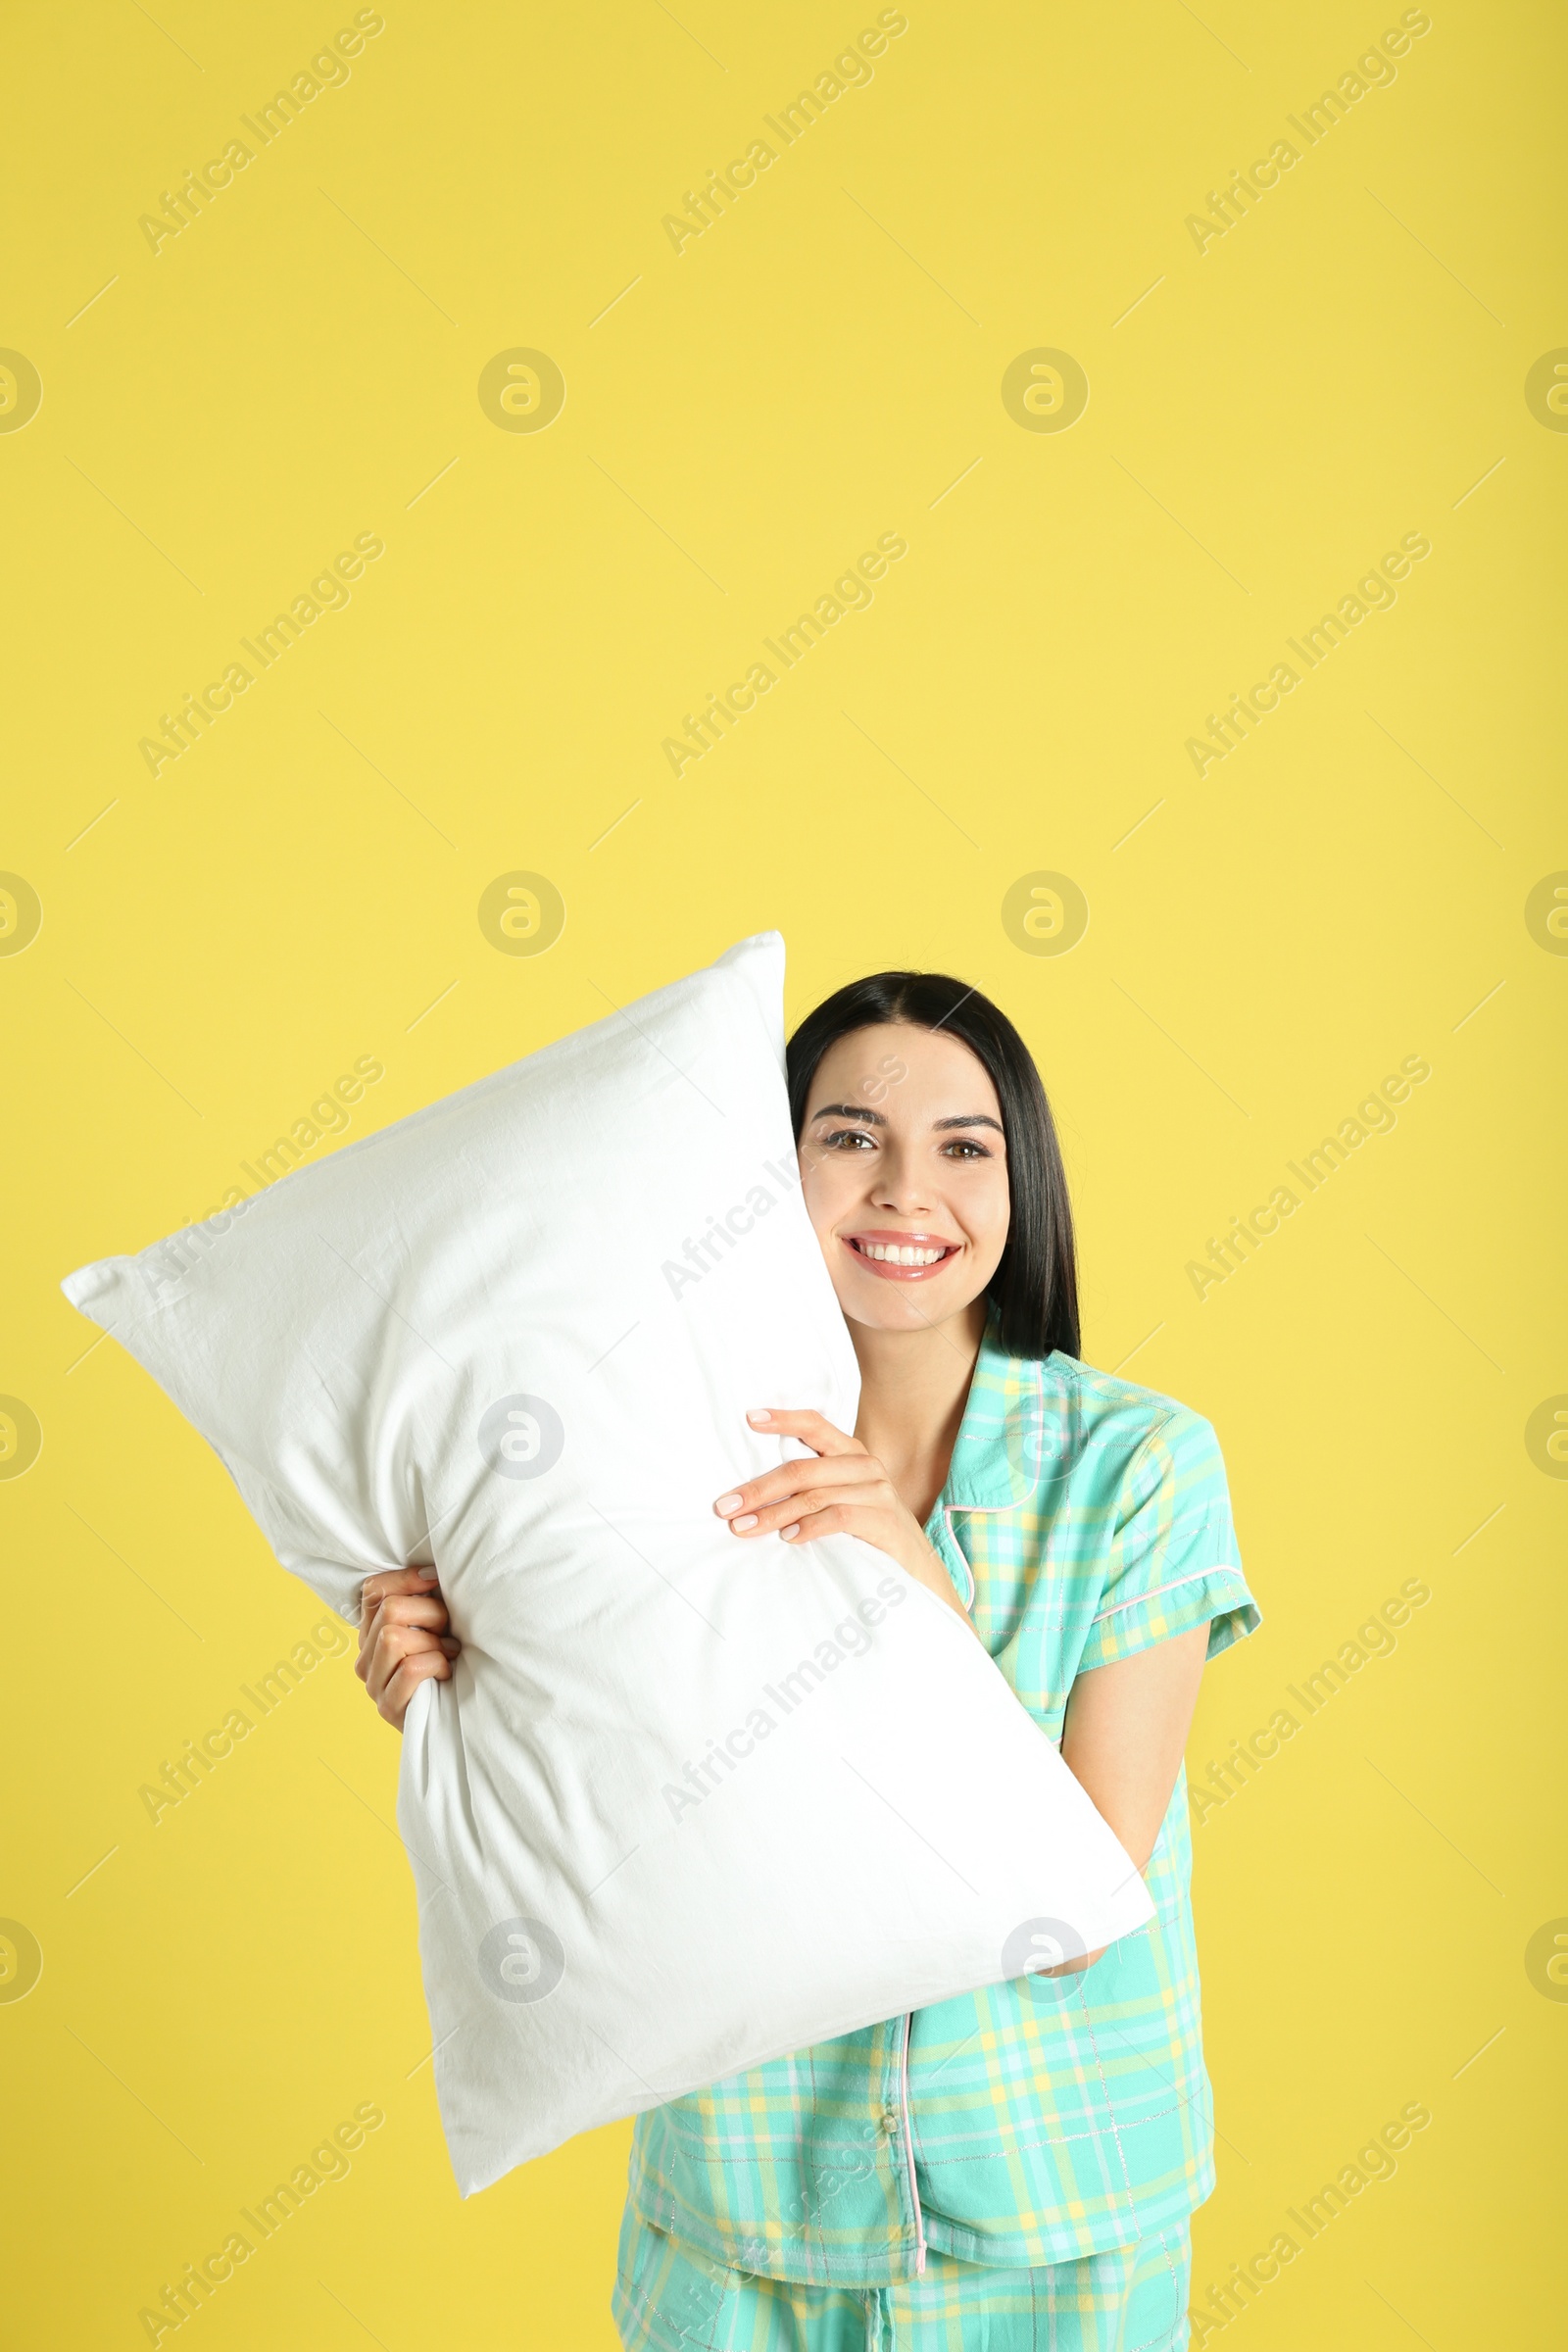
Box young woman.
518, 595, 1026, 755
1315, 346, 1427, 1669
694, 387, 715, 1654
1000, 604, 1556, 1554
359, 970, 1259, 2351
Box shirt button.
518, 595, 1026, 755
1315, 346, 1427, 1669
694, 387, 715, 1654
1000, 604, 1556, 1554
880, 2107, 901, 2137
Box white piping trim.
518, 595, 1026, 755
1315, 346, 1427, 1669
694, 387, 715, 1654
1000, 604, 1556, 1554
897, 2011, 926, 2277
1089, 1565, 1243, 1626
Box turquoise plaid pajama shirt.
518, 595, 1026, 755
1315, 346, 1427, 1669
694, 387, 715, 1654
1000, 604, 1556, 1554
621, 1324, 1260, 2310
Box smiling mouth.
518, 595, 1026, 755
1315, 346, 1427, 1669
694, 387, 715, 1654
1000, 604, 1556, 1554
843, 1233, 962, 1281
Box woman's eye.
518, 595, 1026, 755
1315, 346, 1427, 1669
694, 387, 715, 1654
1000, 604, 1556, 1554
943, 1138, 989, 1158
823, 1128, 873, 1151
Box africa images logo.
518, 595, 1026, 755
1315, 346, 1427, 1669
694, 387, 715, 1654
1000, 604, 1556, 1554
478, 1395, 565, 1481
477, 1917, 565, 2005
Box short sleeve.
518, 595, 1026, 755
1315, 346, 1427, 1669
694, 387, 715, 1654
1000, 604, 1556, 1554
1076, 1408, 1259, 1673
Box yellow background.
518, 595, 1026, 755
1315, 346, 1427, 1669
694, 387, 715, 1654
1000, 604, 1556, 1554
3, 0, 1563, 2342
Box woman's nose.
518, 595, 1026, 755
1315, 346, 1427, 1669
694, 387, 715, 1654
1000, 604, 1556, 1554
871, 1156, 930, 1215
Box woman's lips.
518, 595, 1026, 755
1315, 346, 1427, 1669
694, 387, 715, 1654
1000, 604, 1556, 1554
841, 1232, 962, 1283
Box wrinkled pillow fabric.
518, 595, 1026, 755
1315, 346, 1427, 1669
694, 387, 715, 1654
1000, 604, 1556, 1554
63, 933, 1153, 2195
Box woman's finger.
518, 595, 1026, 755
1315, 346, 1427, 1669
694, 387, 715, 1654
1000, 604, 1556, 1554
360, 1566, 439, 1620
724, 1482, 895, 1539
357, 1591, 454, 1686
364, 1620, 427, 1700
368, 1592, 452, 1636
360, 1568, 439, 1650
744, 1406, 863, 1457
365, 1620, 449, 1708
359, 1583, 451, 1646
714, 1451, 873, 1522
379, 1647, 451, 1728
775, 1503, 887, 1545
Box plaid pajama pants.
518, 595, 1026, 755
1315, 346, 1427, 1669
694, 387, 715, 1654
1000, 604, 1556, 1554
612, 2204, 1191, 2352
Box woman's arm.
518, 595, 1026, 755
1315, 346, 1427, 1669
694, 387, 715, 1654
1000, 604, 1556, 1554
1061, 1622, 1211, 1871
1041, 1622, 1211, 1974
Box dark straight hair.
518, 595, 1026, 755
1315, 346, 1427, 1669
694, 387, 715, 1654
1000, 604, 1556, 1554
785, 971, 1080, 1361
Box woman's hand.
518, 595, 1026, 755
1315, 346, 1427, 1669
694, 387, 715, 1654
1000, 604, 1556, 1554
712, 1407, 977, 1632
357, 1566, 462, 1730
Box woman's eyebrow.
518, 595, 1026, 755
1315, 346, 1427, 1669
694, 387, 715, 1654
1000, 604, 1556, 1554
808, 1104, 1004, 1135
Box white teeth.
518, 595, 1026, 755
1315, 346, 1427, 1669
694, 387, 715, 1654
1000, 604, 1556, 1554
860, 1242, 947, 1266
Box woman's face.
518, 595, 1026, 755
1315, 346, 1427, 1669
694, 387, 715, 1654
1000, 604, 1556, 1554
798, 1021, 1011, 1336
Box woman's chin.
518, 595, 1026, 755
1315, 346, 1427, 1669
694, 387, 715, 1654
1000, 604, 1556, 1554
834, 1279, 974, 1334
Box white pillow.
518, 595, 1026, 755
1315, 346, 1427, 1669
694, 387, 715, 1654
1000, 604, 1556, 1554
63, 934, 1153, 2196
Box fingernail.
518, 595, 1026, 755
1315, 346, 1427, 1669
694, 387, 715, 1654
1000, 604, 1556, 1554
731, 1513, 759, 1532
779, 1523, 801, 1542
714, 1492, 744, 1516
747, 1408, 773, 1425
